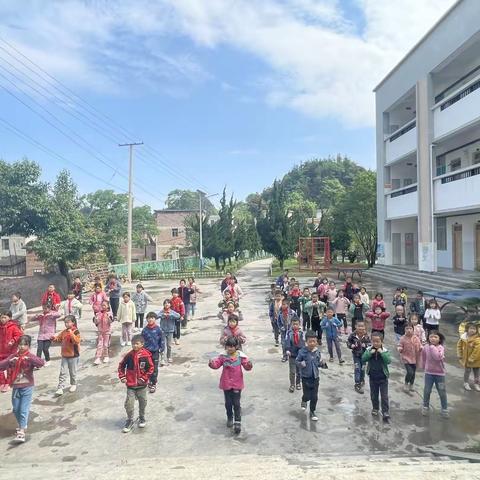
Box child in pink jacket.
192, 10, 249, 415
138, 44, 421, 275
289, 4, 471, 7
208, 336, 252, 435
371, 293, 386, 312
31, 306, 61, 365
93, 301, 113, 365
398, 323, 422, 392
366, 306, 390, 338
89, 284, 108, 319
219, 314, 246, 348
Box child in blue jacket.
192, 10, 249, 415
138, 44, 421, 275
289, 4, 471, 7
285, 318, 304, 392
157, 300, 181, 366
141, 312, 165, 393
276, 298, 300, 362
320, 307, 345, 364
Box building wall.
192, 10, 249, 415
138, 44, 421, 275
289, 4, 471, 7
0, 236, 26, 259
390, 218, 418, 265
154, 210, 196, 259
25, 251, 46, 277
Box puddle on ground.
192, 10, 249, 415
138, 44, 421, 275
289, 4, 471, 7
174, 412, 193, 421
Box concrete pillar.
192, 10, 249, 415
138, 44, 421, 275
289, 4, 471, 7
376, 107, 389, 265
416, 76, 436, 272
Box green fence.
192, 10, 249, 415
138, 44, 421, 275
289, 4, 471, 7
112, 257, 201, 279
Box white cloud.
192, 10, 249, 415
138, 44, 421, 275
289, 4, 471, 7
0, 0, 457, 127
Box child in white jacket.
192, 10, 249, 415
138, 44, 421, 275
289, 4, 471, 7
117, 292, 136, 347
424, 299, 441, 337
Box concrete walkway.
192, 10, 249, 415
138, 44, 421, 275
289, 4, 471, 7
0, 259, 479, 477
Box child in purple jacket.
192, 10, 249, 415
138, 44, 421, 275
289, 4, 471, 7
208, 336, 253, 434
31, 306, 61, 365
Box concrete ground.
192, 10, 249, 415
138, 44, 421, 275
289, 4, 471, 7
0, 259, 479, 477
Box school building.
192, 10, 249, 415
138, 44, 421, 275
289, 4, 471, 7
375, 0, 480, 272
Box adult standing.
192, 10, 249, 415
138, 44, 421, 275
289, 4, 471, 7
178, 279, 194, 328
276, 269, 289, 287
105, 273, 122, 320
10, 292, 27, 329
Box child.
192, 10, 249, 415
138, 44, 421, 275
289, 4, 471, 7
371, 293, 386, 312
93, 300, 113, 365
187, 277, 200, 318
89, 283, 108, 321
59, 291, 83, 322
0, 335, 44, 442
317, 278, 329, 304
296, 330, 327, 421
410, 313, 426, 344
299, 287, 312, 331
331, 290, 350, 334
409, 290, 426, 323
72, 276, 83, 301
349, 294, 368, 332
343, 277, 358, 301
325, 281, 338, 306
10, 292, 28, 329
178, 279, 194, 327
392, 304, 407, 343
400, 287, 408, 304
366, 306, 390, 338
392, 288, 406, 308
209, 336, 253, 434
218, 291, 238, 316
304, 294, 327, 346
170, 288, 185, 346
0, 311, 23, 393
347, 322, 370, 394
220, 314, 246, 348
266, 283, 277, 304
141, 312, 165, 393
158, 299, 181, 365
289, 282, 302, 316
117, 292, 137, 347
277, 298, 299, 362
41, 284, 61, 311
359, 287, 370, 307
398, 323, 422, 392
223, 278, 244, 302
320, 308, 344, 364
53, 315, 81, 396
362, 332, 391, 421
268, 291, 283, 347
105, 274, 122, 320
132, 284, 153, 331
118, 334, 154, 433
424, 300, 441, 336
31, 306, 60, 367
285, 318, 304, 392
422, 331, 448, 418
457, 323, 480, 391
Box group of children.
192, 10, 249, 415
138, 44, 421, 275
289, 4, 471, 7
267, 270, 480, 422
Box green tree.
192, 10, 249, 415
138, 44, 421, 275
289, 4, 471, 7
33, 170, 95, 283
165, 189, 216, 214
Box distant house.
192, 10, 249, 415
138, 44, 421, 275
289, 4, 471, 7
154, 209, 197, 260
0, 235, 26, 259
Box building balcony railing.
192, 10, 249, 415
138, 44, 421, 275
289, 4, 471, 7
385, 118, 417, 165
433, 72, 480, 139
385, 184, 418, 219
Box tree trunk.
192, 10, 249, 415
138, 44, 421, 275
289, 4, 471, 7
279, 257, 284, 270
214, 257, 220, 270
58, 259, 71, 289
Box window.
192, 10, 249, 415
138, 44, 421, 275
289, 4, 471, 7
436, 155, 446, 176
436, 218, 447, 251
473, 150, 480, 165
171, 228, 179, 238
449, 158, 461, 172
1, 239, 9, 251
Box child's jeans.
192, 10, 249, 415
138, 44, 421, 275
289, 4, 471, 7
36, 339, 51, 362
464, 367, 480, 383
160, 333, 173, 362
288, 357, 301, 387
224, 389, 241, 422
302, 312, 311, 331
369, 376, 389, 415
122, 323, 132, 343
301, 377, 319, 413
110, 297, 120, 318
173, 320, 181, 340
326, 337, 342, 360
280, 329, 287, 358
189, 303, 196, 318
96, 333, 111, 359
182, 305, 190, 327
271, 320, 279, 344
125, 386, 147, 420
353, 355, 365, 385
311, 319, 322, 343
149, 351, 159, 385
423, 373, 448, 410
404, 363, 417, 385
58, 357, 79, 389
12, 386, 34, 429
337, 314, 347, 331
135, 313, 145, 329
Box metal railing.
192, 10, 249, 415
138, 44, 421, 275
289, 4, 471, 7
390, 185, 418, 198
441, 165, 480, 184
389, 120, 416, 142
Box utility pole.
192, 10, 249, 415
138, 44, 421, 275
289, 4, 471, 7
197, 190, 204, 271
119, 142, 143, 282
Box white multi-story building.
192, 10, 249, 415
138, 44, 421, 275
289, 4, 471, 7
375, 0, 480, 272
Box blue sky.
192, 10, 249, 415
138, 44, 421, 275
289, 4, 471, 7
0, 0, 455, 208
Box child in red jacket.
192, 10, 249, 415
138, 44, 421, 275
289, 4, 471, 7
170, 288, 185, 346
0, 311, 23, 393
118, 334, 154, 433
209, 336, 252, 434
41, 284, 61, 311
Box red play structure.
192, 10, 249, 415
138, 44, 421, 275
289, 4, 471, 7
298, 237, 331, 271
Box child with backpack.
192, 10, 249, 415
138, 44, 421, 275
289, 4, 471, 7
132, 284, 153, 331
277, 298, 300, 362
141, 312, 165, 393
285, 318, 304, 393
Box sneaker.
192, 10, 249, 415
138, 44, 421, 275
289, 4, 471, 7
382, 413, 390, 423
138, 417, 146, 428
44, 361, 50, 367
281, 357, 287, 362
55, 388, 64, 396
126, 341, 131, 346
310, 412, 318, 421
296, 384, 302, 390
122, 419, 134, 433
93, 358, 101, 366
168, 358, 173, 364
474, 384, 480, 392
371, 409, 379, 417
403, 384, 409, 393
13, 431, 26, 443
354, 384, 364, 394
233, 421, 241, 434
422, 406, 429, 416
0, 385, 9, 393
301, 402, 307, 411
120, 341, 126, 347
69, 385, 77, 393
289, 385, 295, 393
148, 384, 156, 394
226, 418, 234, 428
160, 358, 166, 367
409, 384, 415, 392
174, 339, 180, 345
328, 357, 334, 362
339, 359, 345, 365
103, 357, 110, 363
464, 382, 472, 391
275, 341, 279, 347
440, 409, 450, 419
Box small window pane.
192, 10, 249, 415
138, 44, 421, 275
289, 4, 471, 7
436, 218, 447, 251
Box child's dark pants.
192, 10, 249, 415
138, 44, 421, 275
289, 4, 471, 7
301, 377, 319, 413
224, 389, 241, 422
36, 339, 51, 362
369, 377, 389, 414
